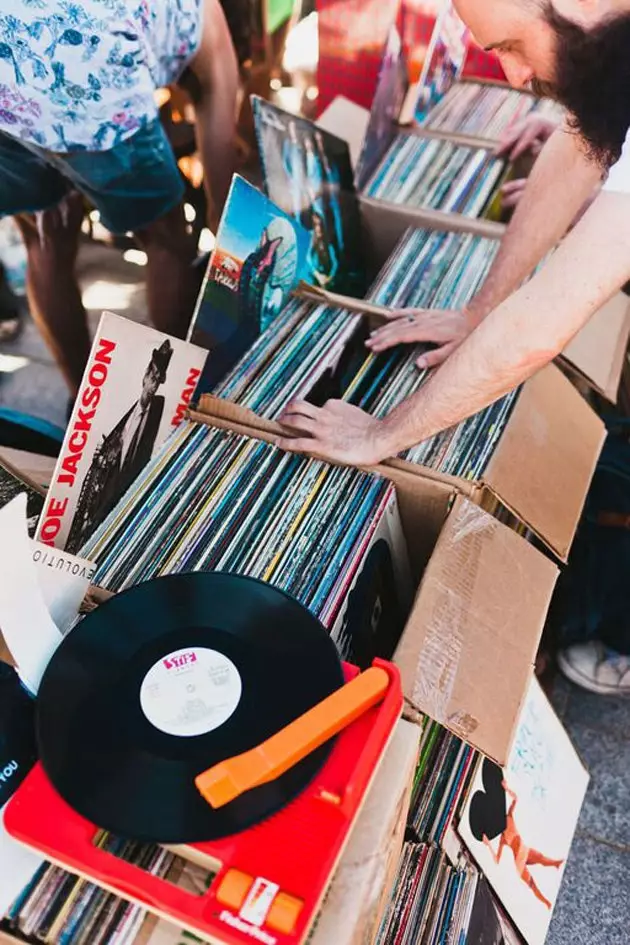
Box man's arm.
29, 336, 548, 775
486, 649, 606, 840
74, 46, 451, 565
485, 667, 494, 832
380, 190, 630, 454
184, 0, 239, 227
367, 122, 604, 367
466, 122, 605, 325
279, 191, 630, 465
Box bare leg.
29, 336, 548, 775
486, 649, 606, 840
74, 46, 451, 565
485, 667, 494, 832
527, 849, 564, 869
15, 193, 89, 397
521, 867, 552, 909
134, 203, 200, 340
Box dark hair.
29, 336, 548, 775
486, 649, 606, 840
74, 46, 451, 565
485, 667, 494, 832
538, 4, 630, 168
468, 759, 507, 842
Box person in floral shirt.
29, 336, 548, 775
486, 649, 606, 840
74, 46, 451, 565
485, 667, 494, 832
0, 0, 237, 396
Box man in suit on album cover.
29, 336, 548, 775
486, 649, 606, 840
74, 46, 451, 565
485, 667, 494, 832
66, 340, 173, 553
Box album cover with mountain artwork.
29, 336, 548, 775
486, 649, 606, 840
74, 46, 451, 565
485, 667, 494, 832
252, 97, 367, 298
189, 176, 311, 393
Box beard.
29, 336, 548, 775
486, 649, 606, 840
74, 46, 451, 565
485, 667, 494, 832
534, 4, 630, 169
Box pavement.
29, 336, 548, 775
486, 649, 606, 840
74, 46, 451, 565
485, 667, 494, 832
0, 239, 628, 945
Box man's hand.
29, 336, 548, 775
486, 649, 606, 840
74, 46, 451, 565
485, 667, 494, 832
496, 114, 560, 161
366, 308, 473, 369
500, 177, 528, 210
277, 400, 396, 467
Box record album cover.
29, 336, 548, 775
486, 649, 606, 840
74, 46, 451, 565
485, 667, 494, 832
414, 0, 469, 123
355, 22, 409, 191
189, 176, 311, 392
458, 678, 589, 945
252, 97, 367, 297
37, 314, 208, 554
331, 486, 413, 668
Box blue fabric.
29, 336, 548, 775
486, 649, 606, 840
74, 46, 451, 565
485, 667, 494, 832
0, 117, 184, 233
0, 406, 64, 456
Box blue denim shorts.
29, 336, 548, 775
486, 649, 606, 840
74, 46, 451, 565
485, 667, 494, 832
0, 119, 185, 235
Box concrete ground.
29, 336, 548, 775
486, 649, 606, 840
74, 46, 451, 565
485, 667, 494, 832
0, 240, 628, 945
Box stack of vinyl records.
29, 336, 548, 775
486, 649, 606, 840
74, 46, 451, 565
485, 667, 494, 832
80, 421, 412, 669
376, 844, 477, 944
407, 721, 477, 847
422, 81, 561, 140
3, 839, 174, 945
362, 135, 505, 217
376, 847, 504, 945
216, 227, 520, 481
375, 722, 512, 943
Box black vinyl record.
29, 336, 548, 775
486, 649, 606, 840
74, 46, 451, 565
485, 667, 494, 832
36, 573, 345, 844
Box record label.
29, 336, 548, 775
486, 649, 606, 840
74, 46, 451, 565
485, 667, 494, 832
139, 647, 242, 738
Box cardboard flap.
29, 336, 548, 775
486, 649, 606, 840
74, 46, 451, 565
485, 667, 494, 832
316, 96, 370, 171
483, 364, 605, 561
396, 495, 559, 765
0, 453, 46, 498
360, 195, 505, 240
0, 449, 55, 491
561, 292, 630, 402
405, 125, 497, 151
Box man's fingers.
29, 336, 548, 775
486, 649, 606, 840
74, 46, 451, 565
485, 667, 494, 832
501, 191, 522, 210
278, 414, 319, 437
501, 178, 527, 195
367, 326, 420, 351
277, 436, 320, 456
281, 400, 320, 421
495, 126, 521, 157
509, 124, 543, 161
415, 342, 456, 370
367, 322, 453, 351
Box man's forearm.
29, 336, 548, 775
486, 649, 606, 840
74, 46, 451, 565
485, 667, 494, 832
381, 192, 630, 454
467, 126, 604, 325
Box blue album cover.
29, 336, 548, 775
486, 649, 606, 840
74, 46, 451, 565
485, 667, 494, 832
189, 175, 311, 392
355, 22, 409, 192
252, 97, 367, 298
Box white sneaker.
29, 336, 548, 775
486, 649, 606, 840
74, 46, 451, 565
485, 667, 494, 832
558, 642, 630, 696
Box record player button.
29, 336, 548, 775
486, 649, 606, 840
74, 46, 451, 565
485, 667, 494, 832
216, 869, 252, 910
267, 892, 303, 935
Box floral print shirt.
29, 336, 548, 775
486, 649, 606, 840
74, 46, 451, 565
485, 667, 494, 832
0, 0, 202, 152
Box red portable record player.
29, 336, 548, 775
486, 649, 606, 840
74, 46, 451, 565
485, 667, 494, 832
5, 658, 403, 945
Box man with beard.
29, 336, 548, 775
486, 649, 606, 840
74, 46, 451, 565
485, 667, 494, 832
278, 0, 630, 695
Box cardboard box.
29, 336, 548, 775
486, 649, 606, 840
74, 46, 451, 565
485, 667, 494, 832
208, 286, 604, 562
320, 95, 630, 404
189, 397, 559, 766
317, 95, 506, 239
